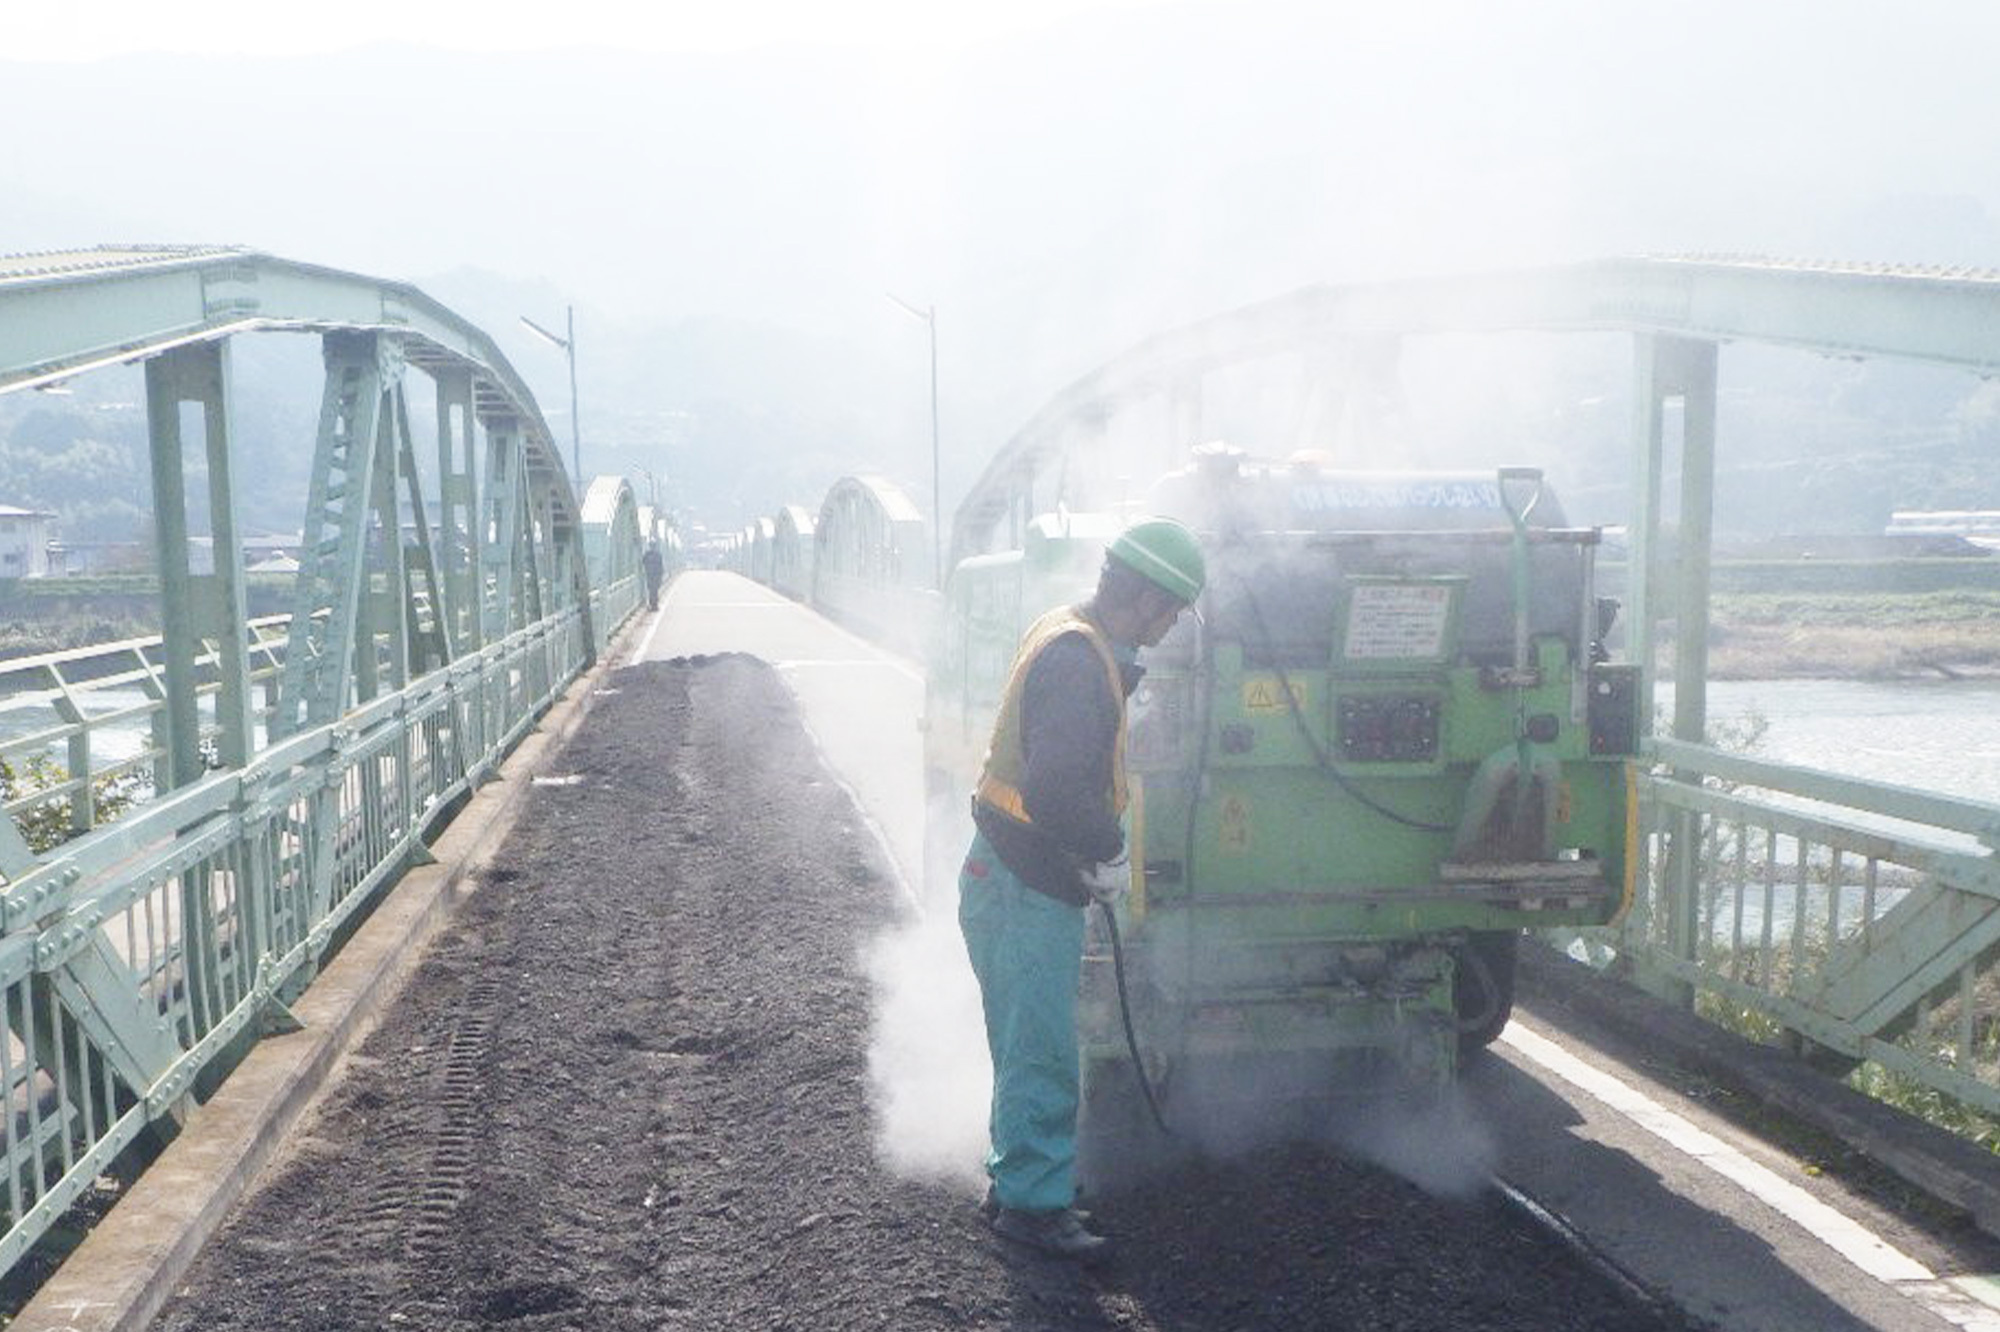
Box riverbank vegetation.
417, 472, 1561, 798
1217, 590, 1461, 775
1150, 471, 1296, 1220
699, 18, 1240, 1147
0, 611, 158, 661
0, 754, 145, 853
1703, 589, 2000, 680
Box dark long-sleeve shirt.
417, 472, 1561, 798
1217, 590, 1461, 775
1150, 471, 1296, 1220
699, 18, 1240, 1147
974, 631, 1142, 906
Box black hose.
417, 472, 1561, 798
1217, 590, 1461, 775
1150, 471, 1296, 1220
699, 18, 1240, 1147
1453, 939, 1500, 1035
1098, 899, 1172, 1136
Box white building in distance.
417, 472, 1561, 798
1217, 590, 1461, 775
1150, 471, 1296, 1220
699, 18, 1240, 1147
1886, 510, 2000, 552
0, 505, 54, 578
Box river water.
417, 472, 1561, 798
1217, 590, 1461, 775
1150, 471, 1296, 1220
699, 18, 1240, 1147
1683, 678, 2000, 806
7, 679, 1997, 803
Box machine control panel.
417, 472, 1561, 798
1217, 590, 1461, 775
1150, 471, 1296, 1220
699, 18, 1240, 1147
1336, 693, 1442, 763
1586, 664, 1641, 756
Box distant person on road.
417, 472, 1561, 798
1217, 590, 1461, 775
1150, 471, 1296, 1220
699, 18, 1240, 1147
959, 517, 1205, 1262
643, 541, 665, 611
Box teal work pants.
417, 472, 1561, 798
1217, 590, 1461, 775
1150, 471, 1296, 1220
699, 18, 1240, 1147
958, 830, 1086, 1213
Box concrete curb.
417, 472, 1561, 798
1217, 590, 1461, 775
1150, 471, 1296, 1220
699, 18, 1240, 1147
1517, 942, 2000, 1242
14, 634, 638, 1332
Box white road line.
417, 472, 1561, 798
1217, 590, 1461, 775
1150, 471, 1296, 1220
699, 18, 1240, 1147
624, 603, 666, 667
1502, 1024, 2000, 1330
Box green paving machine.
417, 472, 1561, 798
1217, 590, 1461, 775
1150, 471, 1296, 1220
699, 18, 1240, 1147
927, 447, 1642, 1143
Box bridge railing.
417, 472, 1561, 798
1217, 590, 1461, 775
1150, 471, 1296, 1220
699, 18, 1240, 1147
1580, 739, 2000, 1121
0, 585, 635, 1277
0, 564, 643, 845
0, 618, 294, 846
589, 572, 644, 654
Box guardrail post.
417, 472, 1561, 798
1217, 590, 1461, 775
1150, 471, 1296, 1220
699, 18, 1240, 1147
49, 675, 93, 836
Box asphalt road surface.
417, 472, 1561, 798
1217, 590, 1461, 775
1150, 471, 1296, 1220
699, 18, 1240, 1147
151, 656, 1702, 1331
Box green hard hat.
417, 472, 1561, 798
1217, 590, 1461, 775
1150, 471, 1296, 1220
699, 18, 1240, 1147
1108, 516, 1206, 603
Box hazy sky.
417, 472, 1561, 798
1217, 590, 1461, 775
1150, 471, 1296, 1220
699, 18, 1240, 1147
6, 0, 1995, 525
10, 0, 1167, 59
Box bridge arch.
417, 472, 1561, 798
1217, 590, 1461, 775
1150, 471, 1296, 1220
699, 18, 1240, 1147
1, 244, 601, 754
748, 517, 775, 586
770, 504, 816, 601
581, 476, 645, 622
812, 475, 935, 654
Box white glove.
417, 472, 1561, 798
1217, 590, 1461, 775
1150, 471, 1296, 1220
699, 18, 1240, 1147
1080, 856, 1131, 903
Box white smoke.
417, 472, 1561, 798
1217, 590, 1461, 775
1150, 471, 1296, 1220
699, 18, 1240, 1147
1331, 1084, 1497, 1200
861, 796, 991, 1187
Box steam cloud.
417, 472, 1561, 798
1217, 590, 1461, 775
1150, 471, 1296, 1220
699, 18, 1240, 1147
862, 797, 990, 1189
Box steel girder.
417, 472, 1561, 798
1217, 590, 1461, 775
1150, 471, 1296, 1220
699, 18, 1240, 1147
144, 342, 256, 783
0, 244, 597, 738
813, 475, 928, 593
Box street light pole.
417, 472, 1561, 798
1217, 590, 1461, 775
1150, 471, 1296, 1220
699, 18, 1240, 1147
520, 306, 581, 486
886, 293, 941, 588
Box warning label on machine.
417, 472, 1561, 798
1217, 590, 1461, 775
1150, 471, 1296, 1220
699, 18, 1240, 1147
1343, 583, 1454, 660
1217, 794, 1251, 853
1241, 677, 1307, 713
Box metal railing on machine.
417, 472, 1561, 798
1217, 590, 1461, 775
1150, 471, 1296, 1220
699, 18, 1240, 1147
1575, 738, 2000, 1127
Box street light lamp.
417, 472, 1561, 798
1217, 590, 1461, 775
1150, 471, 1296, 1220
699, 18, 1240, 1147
886, 292, 942, 588
520, 306, 581, 486
639, 466, 662, 540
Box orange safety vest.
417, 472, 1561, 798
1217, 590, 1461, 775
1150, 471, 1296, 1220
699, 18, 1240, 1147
974, 605, 1129, 827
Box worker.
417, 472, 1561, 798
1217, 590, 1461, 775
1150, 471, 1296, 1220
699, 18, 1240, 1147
642, 541, 665, 610
959, 516, 1206, 1262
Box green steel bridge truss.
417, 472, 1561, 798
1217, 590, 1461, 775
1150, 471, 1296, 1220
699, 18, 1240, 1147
5, 244, 1999, 1288
0, 246, 645, 1275
949, 256, 2000, 1126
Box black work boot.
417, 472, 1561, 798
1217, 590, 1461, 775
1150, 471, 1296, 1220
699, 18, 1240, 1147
991, 1206, 1111, 1262
982, 1184, 1090, 1226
